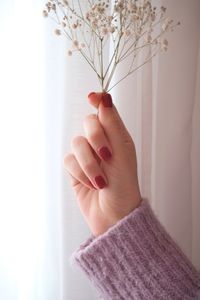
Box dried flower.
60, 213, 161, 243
62, 0, 69, 6
72, 40, 79, 48
54, 28, 61, 36
61, 21, 66, 28
43, 0, 179, 92
160, 39, 168, 52
162, 17, 173, 31
43, 10, 48, 18
67, 50, 72, 56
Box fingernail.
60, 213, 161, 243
88, 92, 96, 98
95, 176, 107, 189
98, 146, 112, 161
102, 93, 113, 107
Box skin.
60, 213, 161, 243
64, 93, 142, 237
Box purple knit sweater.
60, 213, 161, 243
70, 199, 200, 299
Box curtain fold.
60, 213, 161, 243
192, 35, 200, 270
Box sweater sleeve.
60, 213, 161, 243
70, 199, 200, 300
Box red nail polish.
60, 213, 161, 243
95, 176, 107, 189
88, 92, 96, 98
98, 147, 112, 161
102, 93, 113, 107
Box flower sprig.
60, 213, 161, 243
43, 0, 180, 92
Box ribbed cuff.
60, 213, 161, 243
70, 199, 200, 300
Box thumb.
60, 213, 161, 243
88, 92, 132, 150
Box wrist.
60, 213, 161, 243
95, 196, 142, 237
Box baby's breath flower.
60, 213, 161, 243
145, 34, 152, 43
101, 27, 109, 36
162, 17, 173, 31
52, 4, 56, 11
160, 39, 168, 52
108, 26, 115, 33
132, 13, 140, 21
43, 0, 179, 92
123, 29, 131, 37
127, 1, 136, 12
61, 21, 66, 28
161, 6, 167, 13
151, 12, 156, 22
45, 2, 52, 10
67, 50, 72, 56
72, 40, 79, 48
62, 0, 69, 6
43, 10, 48, 18
54, 29, 61, 36
72, 23, 78, 29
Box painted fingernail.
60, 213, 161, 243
102, 93, 113, 107
95, 176, 107, 189
98, 146, 112, 161
88, 92, 96, 98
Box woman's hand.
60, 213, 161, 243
64, 93, 142, 237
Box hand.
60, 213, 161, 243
64, 93, 142, 237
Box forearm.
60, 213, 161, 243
70, 199, 200, 300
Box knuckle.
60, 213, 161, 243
88, 131, 101, 143
71, 135, 86, 149
106, 113, 134, 145
84, 160, 96, 173
124, 138, 135, 151
123, 131, 133, 144
107, 114, 121, 130
123, 135, 135, 152
84, 113, 97, 125
114, 122, 123, 132
77, 169, 84, 179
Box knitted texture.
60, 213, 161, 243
70, 199, 200, 299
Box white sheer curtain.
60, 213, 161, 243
0, 1, 63, 299
0, 1, 199, 300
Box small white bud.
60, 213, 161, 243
109, 26, 115, 33
62, 0, 69, 6
160, 39, 168, 52
43, 10, 48, 18
54, 29, 61, 36
72, 23, 78, 29
72, 40, 79, 48
124, 29, 131, 37
101, 27, 108, 36
67, 50, 72, 56
61, 21, 66, 28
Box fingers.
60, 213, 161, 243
88, 92, 101, 109
88, 93, 133, 150
83, 114, 112, 162
71, 136, 108, 189
64, 153, 94, 189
